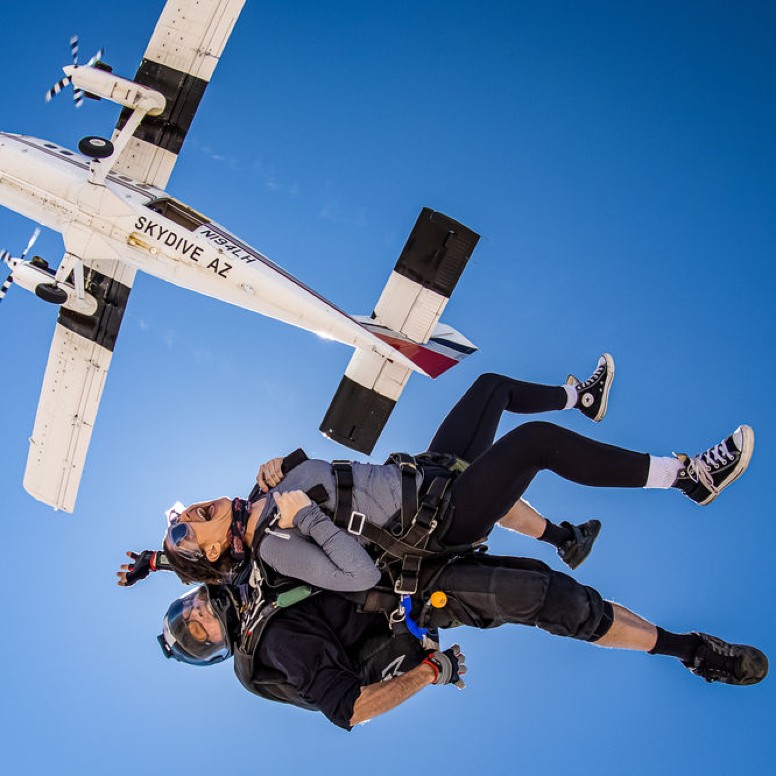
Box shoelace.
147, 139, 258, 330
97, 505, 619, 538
699, 438, 736, 469
577, 362, 605, 391
683, 439, 737, 496
692, 640, 741, 680
683, 457, 718, 497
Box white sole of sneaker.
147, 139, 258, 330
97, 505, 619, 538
699, 424, 755, 505
593, 352, 615, 422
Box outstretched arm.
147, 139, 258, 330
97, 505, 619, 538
116, 550, 171, 586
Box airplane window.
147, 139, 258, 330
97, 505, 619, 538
145, 197, 209, 231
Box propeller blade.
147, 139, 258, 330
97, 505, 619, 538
0, 274, 13, 303
85, 47, 105, 67
45, 36, 104, 106
0, 249, 10, 267
20, 228, 41, 261
45, 76, 71, 103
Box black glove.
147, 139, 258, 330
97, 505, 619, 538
118, 550, 170, 587
422, 644, 467, 688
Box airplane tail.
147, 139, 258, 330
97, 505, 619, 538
320, 208, 479, 454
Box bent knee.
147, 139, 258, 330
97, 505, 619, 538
536, 571, 610, 641
469, 373, 510, 395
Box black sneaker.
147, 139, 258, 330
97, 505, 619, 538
567, 354, 614, 422
557, 519, 602, 570
683, 632, 768, 686
673, 425, 754, 506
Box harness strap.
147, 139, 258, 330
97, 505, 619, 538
335, 501, 439, 559
394, 553, 424, 595
332, 460, 354, 527
396, 476, 451, 550
332, 458, 455, 596
388, 453, 419, 534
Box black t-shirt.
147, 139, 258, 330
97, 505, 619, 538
253, 592, 424, 730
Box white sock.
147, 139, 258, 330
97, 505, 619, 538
644, 455, 682, 489
562, 384, 576, 410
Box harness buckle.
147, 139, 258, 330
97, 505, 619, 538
394, 577, 418, 595
411, 515, 438, 534
391, 453, 417, 475
394, 554, 422, 595
347, 511, 366, 536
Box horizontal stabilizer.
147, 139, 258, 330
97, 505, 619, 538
320, 347, 412, 454
320, 208, 479, 454
370, 207, 479, 343
320, 373, 399, 454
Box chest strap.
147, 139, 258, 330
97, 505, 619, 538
331, 458, 453, 595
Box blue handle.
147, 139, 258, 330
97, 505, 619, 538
401, 595, 428, 639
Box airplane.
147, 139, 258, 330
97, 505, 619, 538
0, 0, 479, 513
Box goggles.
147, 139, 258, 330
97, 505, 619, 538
158, 586, 232, 666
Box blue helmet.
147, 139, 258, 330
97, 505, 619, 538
158, 585, 237, 666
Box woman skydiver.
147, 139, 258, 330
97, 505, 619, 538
118, 354, 754, 592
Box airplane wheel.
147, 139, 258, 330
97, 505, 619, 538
35, 283, 68, 305
78, 136, 114, 159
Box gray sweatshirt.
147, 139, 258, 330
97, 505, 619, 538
255, 459, 420, 592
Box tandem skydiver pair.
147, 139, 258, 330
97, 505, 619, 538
119, 355, 767, 729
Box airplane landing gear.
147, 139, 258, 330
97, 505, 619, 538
35, 283, 69, 305
78, 136, 114, 159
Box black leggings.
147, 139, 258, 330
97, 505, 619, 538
427, 373, 650, 545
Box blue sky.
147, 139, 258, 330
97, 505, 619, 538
1, 1, 774, 774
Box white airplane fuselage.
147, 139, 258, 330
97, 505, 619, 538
0, 131, 419, 370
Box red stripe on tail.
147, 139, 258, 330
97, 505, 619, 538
372, 333, 459, 378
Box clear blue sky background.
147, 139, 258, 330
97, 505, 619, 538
1, 1, 774, 774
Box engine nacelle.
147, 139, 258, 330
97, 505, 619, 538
63, 66, 165, 115
11, 260, 98, 314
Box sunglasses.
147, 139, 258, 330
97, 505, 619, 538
165, 520, 204, 560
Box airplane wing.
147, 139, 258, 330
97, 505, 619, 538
111, 0, 245, 188
320, 208, 480, 454
24, 260, 135, 511
24, 0, 245, 510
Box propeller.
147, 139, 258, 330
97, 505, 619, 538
0, 228, 41, 304
44, 36, 105, 108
